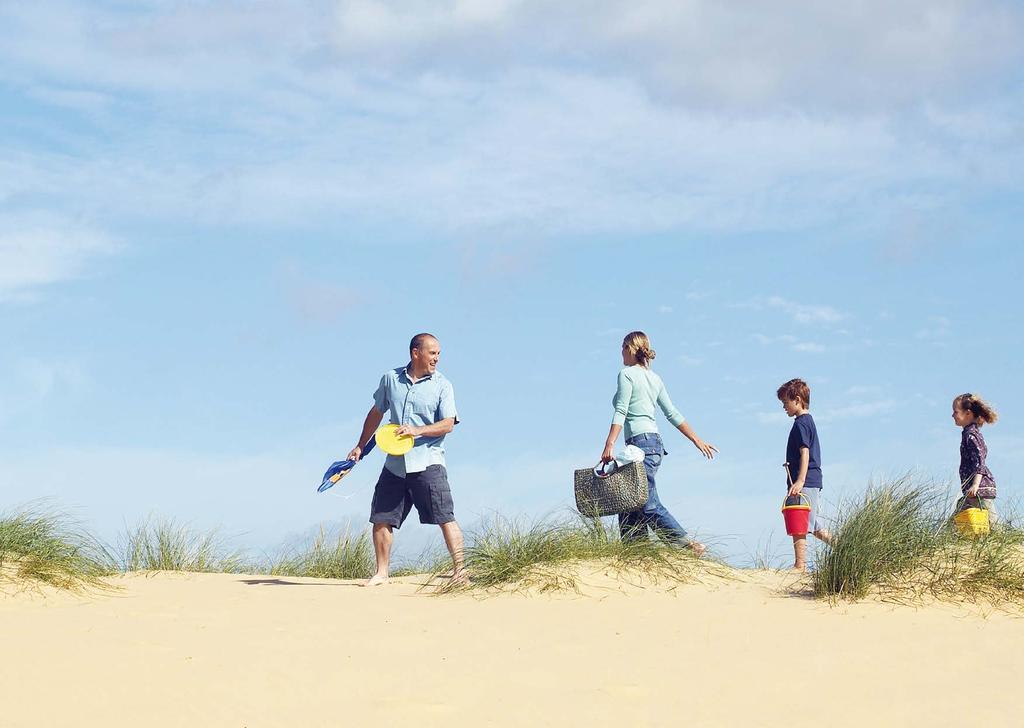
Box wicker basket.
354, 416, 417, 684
573, 461, 648, 517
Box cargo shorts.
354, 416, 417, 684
369, 465, 456, 528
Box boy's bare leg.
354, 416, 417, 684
439, 521, 467, 584
813, 528, 833, 545
364, 523, 393, 587
792, 535, 807, 571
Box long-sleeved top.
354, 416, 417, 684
611, 365, 685, 441
960, 423, 996, 498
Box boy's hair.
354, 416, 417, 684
777, 378, 810, 407
953, 393, 999, 425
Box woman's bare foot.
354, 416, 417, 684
363, 573, 389, 587
686, 542, 707, 558
448, 570, 471, 587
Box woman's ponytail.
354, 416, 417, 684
623, 331, 656, 366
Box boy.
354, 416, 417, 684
777, 378, 832, 570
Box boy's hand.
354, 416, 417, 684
347, 446, 362, 462
788, 481, 804, 497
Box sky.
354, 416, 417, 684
1, 1, 1022, 566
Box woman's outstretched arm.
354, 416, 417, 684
676, 421, 718, 460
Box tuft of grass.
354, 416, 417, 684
431, 513, 716, 594
270, 527, 373, 579
813, 477, 1024, 605
0, 506, 114, 591
120, 517, 246, 573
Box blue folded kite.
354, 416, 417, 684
317, 436, 377, 493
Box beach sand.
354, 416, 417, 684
2, 569, 1021, 727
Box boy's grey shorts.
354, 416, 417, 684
369, 465, 456, 528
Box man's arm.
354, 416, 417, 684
395, 418, 455, 439
348, 407, 385, 461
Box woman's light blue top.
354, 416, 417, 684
611, 365, 685, 440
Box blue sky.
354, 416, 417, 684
1, 1, 1022, 565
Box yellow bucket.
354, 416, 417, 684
953, 507, 990, 537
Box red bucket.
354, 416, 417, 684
782, 494, 811, 536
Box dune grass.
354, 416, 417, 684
813, 477, 1024, 605
431, 513, 717, 594
0, 506, 113, 591
120, 517, 246, 573
270, 527, 374, 579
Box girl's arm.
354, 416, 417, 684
790, 447, 810, 496
967, 473, 983, 498
601, 424, 623, 462
676, 421, 718, 460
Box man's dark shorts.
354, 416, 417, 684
369, 465, 456, 528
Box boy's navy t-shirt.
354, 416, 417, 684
786, 413, 822, 488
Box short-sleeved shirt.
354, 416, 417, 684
372, 366, 458, 478
786, 413, 822, 489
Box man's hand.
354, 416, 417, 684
788, 481, 805, 497
394, 424, 422, 438
347, 446, 362, 462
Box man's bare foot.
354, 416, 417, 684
448, 570, 471, 587
686, 542, 707, 558
363, 573, 389, 587
793, 564, 807, 573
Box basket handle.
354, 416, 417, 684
594, 461, 618, 478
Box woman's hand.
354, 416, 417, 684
600, 442, 615, 463
692, 439, 719, 460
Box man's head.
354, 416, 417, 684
409, 333, 440, 376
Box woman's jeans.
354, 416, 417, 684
618, 432, 690, 544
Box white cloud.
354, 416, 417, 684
791, 342, 826, 353
0, 215, 117, 301
0, 2, 1018, 240
658, 305, 673, 314
766, 296, 846, 325
817, 399, 897, 423
15, 359, 91, 399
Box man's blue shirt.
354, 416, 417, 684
373, 366, 458, 478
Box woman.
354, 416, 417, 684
600, 331, 718, 555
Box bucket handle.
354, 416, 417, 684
782, 492, 811, 509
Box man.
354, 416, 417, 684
347, 333, 465, 587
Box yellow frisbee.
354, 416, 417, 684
375, 424, 415, 456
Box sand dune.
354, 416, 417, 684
2, 569, 1021, 727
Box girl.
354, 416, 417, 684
952, 393, 999, 525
